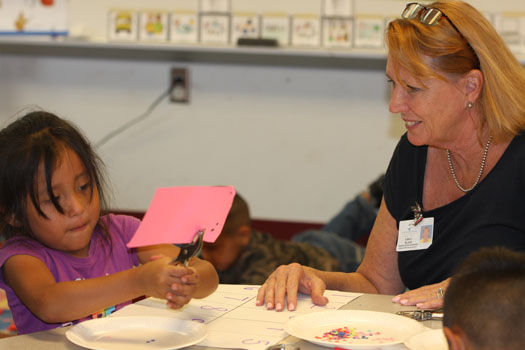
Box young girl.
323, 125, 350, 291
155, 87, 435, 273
0, 111, 219, 334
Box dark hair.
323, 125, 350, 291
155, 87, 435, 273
443, 246, 525, 350
221, 193, 251, 236
0, 111, 110, 239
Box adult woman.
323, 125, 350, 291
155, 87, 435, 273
256, 1, 525, 311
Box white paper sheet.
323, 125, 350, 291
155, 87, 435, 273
112, 284, 362, 350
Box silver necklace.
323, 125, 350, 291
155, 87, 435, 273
446, 135, 493, 193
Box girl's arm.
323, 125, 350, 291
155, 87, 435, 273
2, 244, 218, 324
136, 244, 218, 299
2, 253, 183, 323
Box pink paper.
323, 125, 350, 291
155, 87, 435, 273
127, 186, 236, 247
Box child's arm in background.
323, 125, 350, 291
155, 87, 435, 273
1, 245, 218, 324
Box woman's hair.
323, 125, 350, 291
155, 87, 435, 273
0, 110, 110, 239
386, 0, 525, 142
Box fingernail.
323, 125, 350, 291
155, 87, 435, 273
392, 296, 400, 302
416, 303, 424, 308
400, 299, 408, 305
288, 303, 295, 311
172, 284, 179, 291
276, 303, 282, 311
266, 302, 273, 309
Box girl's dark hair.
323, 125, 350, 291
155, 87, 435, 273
0, 111, 109, 240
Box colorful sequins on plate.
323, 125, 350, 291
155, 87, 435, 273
315, 326, 395, 344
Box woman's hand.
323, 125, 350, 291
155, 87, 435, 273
256, 263, 328, 311
392, 278, 450, 309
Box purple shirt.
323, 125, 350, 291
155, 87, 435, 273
0, 214, 141, 334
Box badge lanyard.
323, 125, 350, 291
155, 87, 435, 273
396, 201, 434, 252
411, 201, 424, 226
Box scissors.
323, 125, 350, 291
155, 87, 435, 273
171, 230, 205, 266
396, 309, 444, 321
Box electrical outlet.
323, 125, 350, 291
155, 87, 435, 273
170, 68, 189, 103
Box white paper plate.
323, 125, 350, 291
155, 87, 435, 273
285, 310, 427, 349
405, 329, 447, 350
66, 316, 206, 350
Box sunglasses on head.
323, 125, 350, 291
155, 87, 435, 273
401, 2, 480, 67
402, 2, 459, 29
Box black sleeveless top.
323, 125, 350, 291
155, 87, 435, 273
384, 133, 525, 289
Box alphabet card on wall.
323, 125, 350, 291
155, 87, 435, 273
138, 10, 169, 42
107, 10, 138, 42
0, 0, 68, 36
231, 13, 259, 44
354, 16, 384, 49
170, 11, 198, 43
200, 14, 230, 43
199, 0, 231, 44
322, 17, 353, 48
261, 14, 290, 46
292, 14, 320, 47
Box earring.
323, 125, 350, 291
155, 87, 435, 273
467, 101, 474, 108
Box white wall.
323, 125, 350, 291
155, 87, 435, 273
0, 0, 522, 222
0, 53, 402, 222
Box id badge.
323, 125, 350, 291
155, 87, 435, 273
396, 217, 434, 252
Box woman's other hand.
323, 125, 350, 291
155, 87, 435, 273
392, 278, 451, 309
256, 263, 328, 311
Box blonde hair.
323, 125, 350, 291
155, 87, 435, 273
386, 1, 525, 142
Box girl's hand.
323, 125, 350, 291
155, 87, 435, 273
256, 263, 328, 312
144, 254, 201, 309
136, 256, 195, 303
391, 278, 451, 309
165, 266, 200, 309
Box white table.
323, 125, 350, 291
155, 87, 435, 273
0, 293, 442, 350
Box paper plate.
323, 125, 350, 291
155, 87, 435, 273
405, 329, 447, 350
285, 310, 427, 349
66, 316, 206, 350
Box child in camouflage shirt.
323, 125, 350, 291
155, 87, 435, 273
201, 176, 382, 285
